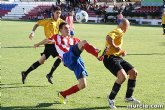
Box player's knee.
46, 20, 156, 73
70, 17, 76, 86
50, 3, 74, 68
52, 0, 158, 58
120, 76, 127, 83
133, 70, 138, 78
129, 69, 138, 79
81, 40, 87, 46
79, 82, 87, 90
39, 60, 44, 64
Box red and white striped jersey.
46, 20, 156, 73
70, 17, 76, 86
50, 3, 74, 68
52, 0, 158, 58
49, 34, 80, 58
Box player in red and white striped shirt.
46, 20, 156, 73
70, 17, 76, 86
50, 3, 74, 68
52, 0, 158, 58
34, 22, 104, 104
48, 34, 80, 59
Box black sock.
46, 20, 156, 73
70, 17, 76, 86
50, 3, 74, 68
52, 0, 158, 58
24, 61, 41, 76
48, 58, 61, 76
109, 82, 121, 100
126, 79, 136, 98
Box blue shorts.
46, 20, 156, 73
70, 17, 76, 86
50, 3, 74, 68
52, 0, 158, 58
63, 44, 88, 79
117, 19, 122, 25
70, 30, 74, 36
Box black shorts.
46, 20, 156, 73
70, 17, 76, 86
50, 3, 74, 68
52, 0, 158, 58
103, 55, 134, 76
41, 44, 59, 59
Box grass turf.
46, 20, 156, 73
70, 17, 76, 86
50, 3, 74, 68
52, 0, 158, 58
1, 21, 165, 110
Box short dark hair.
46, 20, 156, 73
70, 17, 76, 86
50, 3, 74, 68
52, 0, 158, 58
51, 5, 61, 12
59, 22, 68, 30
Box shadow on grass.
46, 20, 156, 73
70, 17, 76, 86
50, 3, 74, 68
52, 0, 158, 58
127, 53, 165, 56
1, 46, 44, 48
1, 106, 110, 110
0, 83, 22, 86
1, 102, 127, 110
1, 85, 48, 89
0, 83, 48, 89
160, 42, 165, 46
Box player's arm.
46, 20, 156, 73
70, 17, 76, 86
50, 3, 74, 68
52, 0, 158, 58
106, 35, 121, 51
106, 35, 126, 56
29, 24, 39, 40
34, 39, 49, 48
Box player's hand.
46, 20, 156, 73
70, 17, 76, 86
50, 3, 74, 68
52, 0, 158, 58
29, 31, 34, 40
116, 46, 122, 51
34, 44, 39, 48
119, 50, 127, 57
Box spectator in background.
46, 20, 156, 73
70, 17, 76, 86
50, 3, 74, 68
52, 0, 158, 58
162, 11, 165, 35
65, 10, 75, 37
23, 8, 27, 14
119, 4, 125, 12
117, 11, 123, 25
113, 5, 118, 12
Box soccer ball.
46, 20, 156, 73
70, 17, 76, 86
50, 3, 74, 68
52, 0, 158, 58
75, 10, 88, 23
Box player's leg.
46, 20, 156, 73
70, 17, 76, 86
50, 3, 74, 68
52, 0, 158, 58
58, 77, 86, 104
163, 24, 165, 35
107, 69, 127, 109
46, 58, 61, 84
103, 55, 127, 109
59, 78, 86, 97
46, 44, 61, 84
58, 54, 87, 104
21, 44, 51, 84
78, 40, 100, 57
21, 54, 47, 84
121, 60, 140, 103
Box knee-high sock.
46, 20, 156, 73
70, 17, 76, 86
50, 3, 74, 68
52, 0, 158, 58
83, 43, 98, 57
48, 58, 61, 76
126, 79, 136, 98
60, 85, 80, 97
24, 61, 41, 76
109, 82, 121, 100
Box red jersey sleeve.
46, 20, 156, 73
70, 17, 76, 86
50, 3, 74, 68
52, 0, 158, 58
55, 35, 69, 52
48, 34, 57, 43
73, 37, 80, 45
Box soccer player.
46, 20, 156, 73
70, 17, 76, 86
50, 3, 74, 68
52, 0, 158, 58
102, 18, 140, 109
21, 5, 64, 84
34, 22, 102, 104
162, 11, 165, 35
117, 11, 123, 25
65, 10, 75, 37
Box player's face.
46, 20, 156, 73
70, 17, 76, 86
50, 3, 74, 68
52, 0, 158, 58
123, 23, 129, 32
121, 21, 130, 33
61, 24, 70, 36
52, 10, 61, 20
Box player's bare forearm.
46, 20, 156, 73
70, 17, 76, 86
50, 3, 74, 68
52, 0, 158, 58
38, 39, 49, 45
29, 24, 39, 40
34, 39, 49, 48
32, 24, 39, 31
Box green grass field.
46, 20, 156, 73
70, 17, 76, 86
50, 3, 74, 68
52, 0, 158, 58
1, 21, 165, 110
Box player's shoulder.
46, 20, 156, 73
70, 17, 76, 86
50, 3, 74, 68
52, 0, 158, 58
113, 27, 123, 34
73, 37, 80, 42
41, 18, 51, 21
52, 34, 59, 38
57, 18, 64, 22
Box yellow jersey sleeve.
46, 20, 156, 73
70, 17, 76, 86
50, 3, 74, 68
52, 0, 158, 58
107, 32, 115, 40
162, 15, 165, 24
36, 18, 64, 39
37, 19, 49, 26
105, 28, 124, 56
